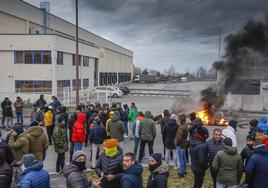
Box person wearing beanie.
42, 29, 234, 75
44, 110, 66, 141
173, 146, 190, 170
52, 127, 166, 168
189, 126, 209, 188
0, 148, 12, 188
160, 109, 170, 160
26, 120, 49, 161
163, 113, 178, 167
245, 131, 268, 188
212, 137, 243, 188
20, 154, 50, 188
53, 116, 68, 173
9, 125, 29, 164
222, 120, 238, 147
95, 139, 123, 188
248, 119, 259, 138
147, 153, 169, 188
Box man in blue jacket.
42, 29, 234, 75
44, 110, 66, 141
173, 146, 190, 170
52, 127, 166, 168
120, 152, 143, 188
20, 154, 51, 188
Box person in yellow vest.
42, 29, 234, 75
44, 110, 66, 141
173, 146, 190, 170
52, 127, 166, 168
44, 106, 54, 145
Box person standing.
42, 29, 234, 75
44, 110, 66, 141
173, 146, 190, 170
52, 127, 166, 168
49, 96, 62, 112
72, 112, 86, 151
248, 119, 259, 138
189, 126, 209, 188
163, 113, 178, 167
206, 128, 224, 188
35, 94, 47, 111
122, 104, 129, 138
0, 148, 13, 188
147, 153, 169, 188
44, 106, 54, 145
161, 109, 170, 160
90, 115, 106, 169
138, 111, 156, 162
174, 114, 189, 177
19, 154, 51, 188
53, 116, 68, 173
1, 97, 13, 130
68, 108, 80, 161
107, 112, 125, 148
222, 120, 238, 147
128, 103, 139, 135
212, 138, 243, 188
14, 96, 24, 124
132, 111, 144, 157
120, 152, 143, 188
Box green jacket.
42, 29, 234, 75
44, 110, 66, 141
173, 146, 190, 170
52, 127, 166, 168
139, 111, 156, 141
128, 107, 138, 123
107, 114, 125, 142
9, 132, 29, 164
53, 124, 68, 154
212, 145, 243, 186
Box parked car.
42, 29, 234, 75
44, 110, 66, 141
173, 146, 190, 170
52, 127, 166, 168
93, 86, 123, 98
115, 85, 130, 94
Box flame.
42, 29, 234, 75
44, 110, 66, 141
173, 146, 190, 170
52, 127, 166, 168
196, 109, 211, 125
196, 109, 228, 126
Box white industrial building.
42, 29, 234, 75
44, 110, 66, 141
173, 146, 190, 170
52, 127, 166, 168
0, 0, 133, 103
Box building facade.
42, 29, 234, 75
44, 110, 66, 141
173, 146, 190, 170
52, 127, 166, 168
0, 0, 133, 103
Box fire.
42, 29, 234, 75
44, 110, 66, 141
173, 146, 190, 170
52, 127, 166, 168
196, 109, 211, 125
196, 109, 228, 126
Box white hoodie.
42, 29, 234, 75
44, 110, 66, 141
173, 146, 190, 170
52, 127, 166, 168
222, 125, 237, 147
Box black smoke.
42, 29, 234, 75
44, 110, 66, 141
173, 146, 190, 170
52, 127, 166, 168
200, 87, 224, 114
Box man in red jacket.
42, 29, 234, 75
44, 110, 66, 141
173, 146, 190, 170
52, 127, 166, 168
72, 113, 86, 151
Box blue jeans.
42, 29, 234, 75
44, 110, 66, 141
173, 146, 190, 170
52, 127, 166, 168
216, 182, 235, 188
124, 121, 128, 136
16, 112, 23, 124
177, 146, 186, 174
74, 142, 83, 151
133, 136, 140, 157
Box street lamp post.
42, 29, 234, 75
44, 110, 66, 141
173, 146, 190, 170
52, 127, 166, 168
75, 0, 79, 106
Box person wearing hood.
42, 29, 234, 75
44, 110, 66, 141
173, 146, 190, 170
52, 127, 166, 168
1, 97, 13, 130
160, 109, 170, 160
163, 113, 178, 166
120, 152, 143, 188
63, 150, 100, 188
248, 119, 259, 138
44, 106, 54, 145
72, 112, 86, 151
139, 111, 156, 162
53, 116, 69, 173
0, 148, 12, 188
189, 126, 209, 188
222, 120, 238, 147
132, 111, 145, 157
95, 139, 123, 188
14, 96, 24, 124
26, 121, 48, 161
257, 116, 268, 135
9, 124, 29, 164
245, 131, 268, 188
212, 137, 243, 188
147, 153, 169, 188
240, 135, 255, 188
107, 111, 125, 148
19, 154, 50, 188
35, 94, 47, 111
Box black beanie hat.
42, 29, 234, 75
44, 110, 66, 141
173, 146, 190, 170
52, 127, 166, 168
150, 153, 162, 165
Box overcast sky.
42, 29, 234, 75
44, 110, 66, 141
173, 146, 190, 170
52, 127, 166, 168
24, 0, 267, 73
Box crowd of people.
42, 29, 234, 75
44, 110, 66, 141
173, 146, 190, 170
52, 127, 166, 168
0, 94, 268, 188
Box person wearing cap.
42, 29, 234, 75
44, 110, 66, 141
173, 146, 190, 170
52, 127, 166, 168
107, 111, 125, 149
95, 139, 123, 188
138, 111, 156, 162
245, 131, 268, 188
147, 153, 169, 188
120, 152, 143, 188
44, 105, 54, 145
8, 124, 29, 165
19, 154, 50, 188
72, 112, 86, 151
222, 120, 238, 147
26, 120, 48, 161
189, 126, 209, 188
53, 116, 69, 173
212, 137, 243, 188
240, 135, 255, 188
0, 148, 12, 188
163, 113, 178, 167
14, 96, 24, 125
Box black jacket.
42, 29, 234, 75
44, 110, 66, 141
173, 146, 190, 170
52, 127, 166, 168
0, 162, 12, 188
68, 113, 77, 142
0, 139, 14, 165
1, 100, 12, 117
240, 145, 254, 168
163, 119, 178, 149
189, 136, 209, 172
147, 164, 169, 188
160, 116, 170, 135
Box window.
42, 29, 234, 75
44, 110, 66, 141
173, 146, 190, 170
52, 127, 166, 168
15, 51, 51, 64
57, 80, 70, 89
72, 54, 81, 66
57, 51, 64, 65
15, 80, 52, 93
83, 78, 89, 89
72, 79, 81, 91
83, 56, 89, 67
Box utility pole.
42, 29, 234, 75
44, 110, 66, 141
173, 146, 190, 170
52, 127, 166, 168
75, 0, 79, 106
